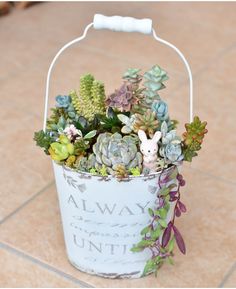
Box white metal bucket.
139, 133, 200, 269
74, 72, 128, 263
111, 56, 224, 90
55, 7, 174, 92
53, 161, 176, 278
43, 14, 194, 279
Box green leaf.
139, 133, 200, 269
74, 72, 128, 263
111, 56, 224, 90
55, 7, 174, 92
158, 208, 167, 219
83, 130, 97, 139
164, 202, 170, 212
148, 208, 154, 217
151, 227, 162, 239
169, 167, 178, 180
130, 246, 144, 253
168, 183, 177, 190
167, 256, 174, 265
160, 187, 170, 196
142, 259, 156, 276
168, 237, 175, 252
134, 239, 154, 250
165, 195, 170, 202
159, 219, 167, 228
141, 226, 151, 235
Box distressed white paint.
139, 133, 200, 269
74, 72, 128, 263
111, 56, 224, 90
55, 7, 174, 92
53, 161, 176, 278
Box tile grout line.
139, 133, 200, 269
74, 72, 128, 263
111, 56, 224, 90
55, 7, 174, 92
0, 242, 94, 288
0, 180, 54, 226
218, 262, 236, 287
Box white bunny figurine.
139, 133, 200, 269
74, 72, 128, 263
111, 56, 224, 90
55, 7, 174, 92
138, 130, 162, 172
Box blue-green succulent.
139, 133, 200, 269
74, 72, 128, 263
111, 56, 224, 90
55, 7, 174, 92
152, 100, 169, 121
160, 121, 183, 164
165, 142, 183, 163
143, 65, 168, 107
55, 95, 71, 108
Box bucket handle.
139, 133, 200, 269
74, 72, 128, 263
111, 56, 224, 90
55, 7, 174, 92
43, 14, 193, 132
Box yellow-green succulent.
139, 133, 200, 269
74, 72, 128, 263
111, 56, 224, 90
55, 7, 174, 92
49, 135, 74, 161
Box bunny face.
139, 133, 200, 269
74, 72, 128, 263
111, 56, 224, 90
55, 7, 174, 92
138, 130, 162, 157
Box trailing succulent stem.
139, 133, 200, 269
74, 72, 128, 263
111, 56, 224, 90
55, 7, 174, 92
131, 167, 187, 276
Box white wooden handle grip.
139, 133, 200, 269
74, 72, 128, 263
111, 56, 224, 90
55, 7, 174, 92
93, 14, 152, 34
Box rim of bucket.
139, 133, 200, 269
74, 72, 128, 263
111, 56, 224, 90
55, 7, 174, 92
54, 161, 178, 181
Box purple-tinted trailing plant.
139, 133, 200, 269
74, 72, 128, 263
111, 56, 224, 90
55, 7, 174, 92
131, 166, 187, 276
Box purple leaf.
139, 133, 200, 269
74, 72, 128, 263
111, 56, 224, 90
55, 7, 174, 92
169, 191, 178, 197
176, 174, 183, 181
172, 225, 186, 254
179, 179, 186, 187
170, 196, 178, 202
175, 205, 181, 217
162, 223, 172, 247
178, 201, 187, 213
160, 175, 170, 184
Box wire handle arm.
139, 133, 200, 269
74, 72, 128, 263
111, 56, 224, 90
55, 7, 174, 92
43, 16, 193, 132
152, 29, 193, 123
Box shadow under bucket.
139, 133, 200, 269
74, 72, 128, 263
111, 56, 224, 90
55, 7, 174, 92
53, 161, 177, 279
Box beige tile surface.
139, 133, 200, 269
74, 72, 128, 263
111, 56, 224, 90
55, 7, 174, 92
0, 107, 53, 221
0, 248, 80, 287
0, 167, 235, 287
169, 47, 236, 182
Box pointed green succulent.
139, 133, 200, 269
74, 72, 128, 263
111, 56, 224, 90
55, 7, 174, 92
34, 130, 53, 154
182, 116, 208, 161
129, 166, 141, 176
70, 74, 106, 121
91, 80, 106, 115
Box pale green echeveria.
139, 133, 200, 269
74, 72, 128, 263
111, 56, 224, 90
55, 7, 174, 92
143, 65, 168, 99
122, 68, 142, 86
159, 121, 183, 164
123, 68, 141, 80
165, 142, 183, 163
152, 100, 169, 121
117, 114, 136, 134
92, 132, 142, 174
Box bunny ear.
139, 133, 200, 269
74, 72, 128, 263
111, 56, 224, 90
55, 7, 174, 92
138, 130, 147, 142
153, 131, 162, 143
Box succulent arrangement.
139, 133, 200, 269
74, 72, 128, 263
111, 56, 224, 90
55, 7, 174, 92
34, 65, 207, 177
34, 65, 208, 276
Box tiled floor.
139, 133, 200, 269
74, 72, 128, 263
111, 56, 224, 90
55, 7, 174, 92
0, 2, 235, 288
